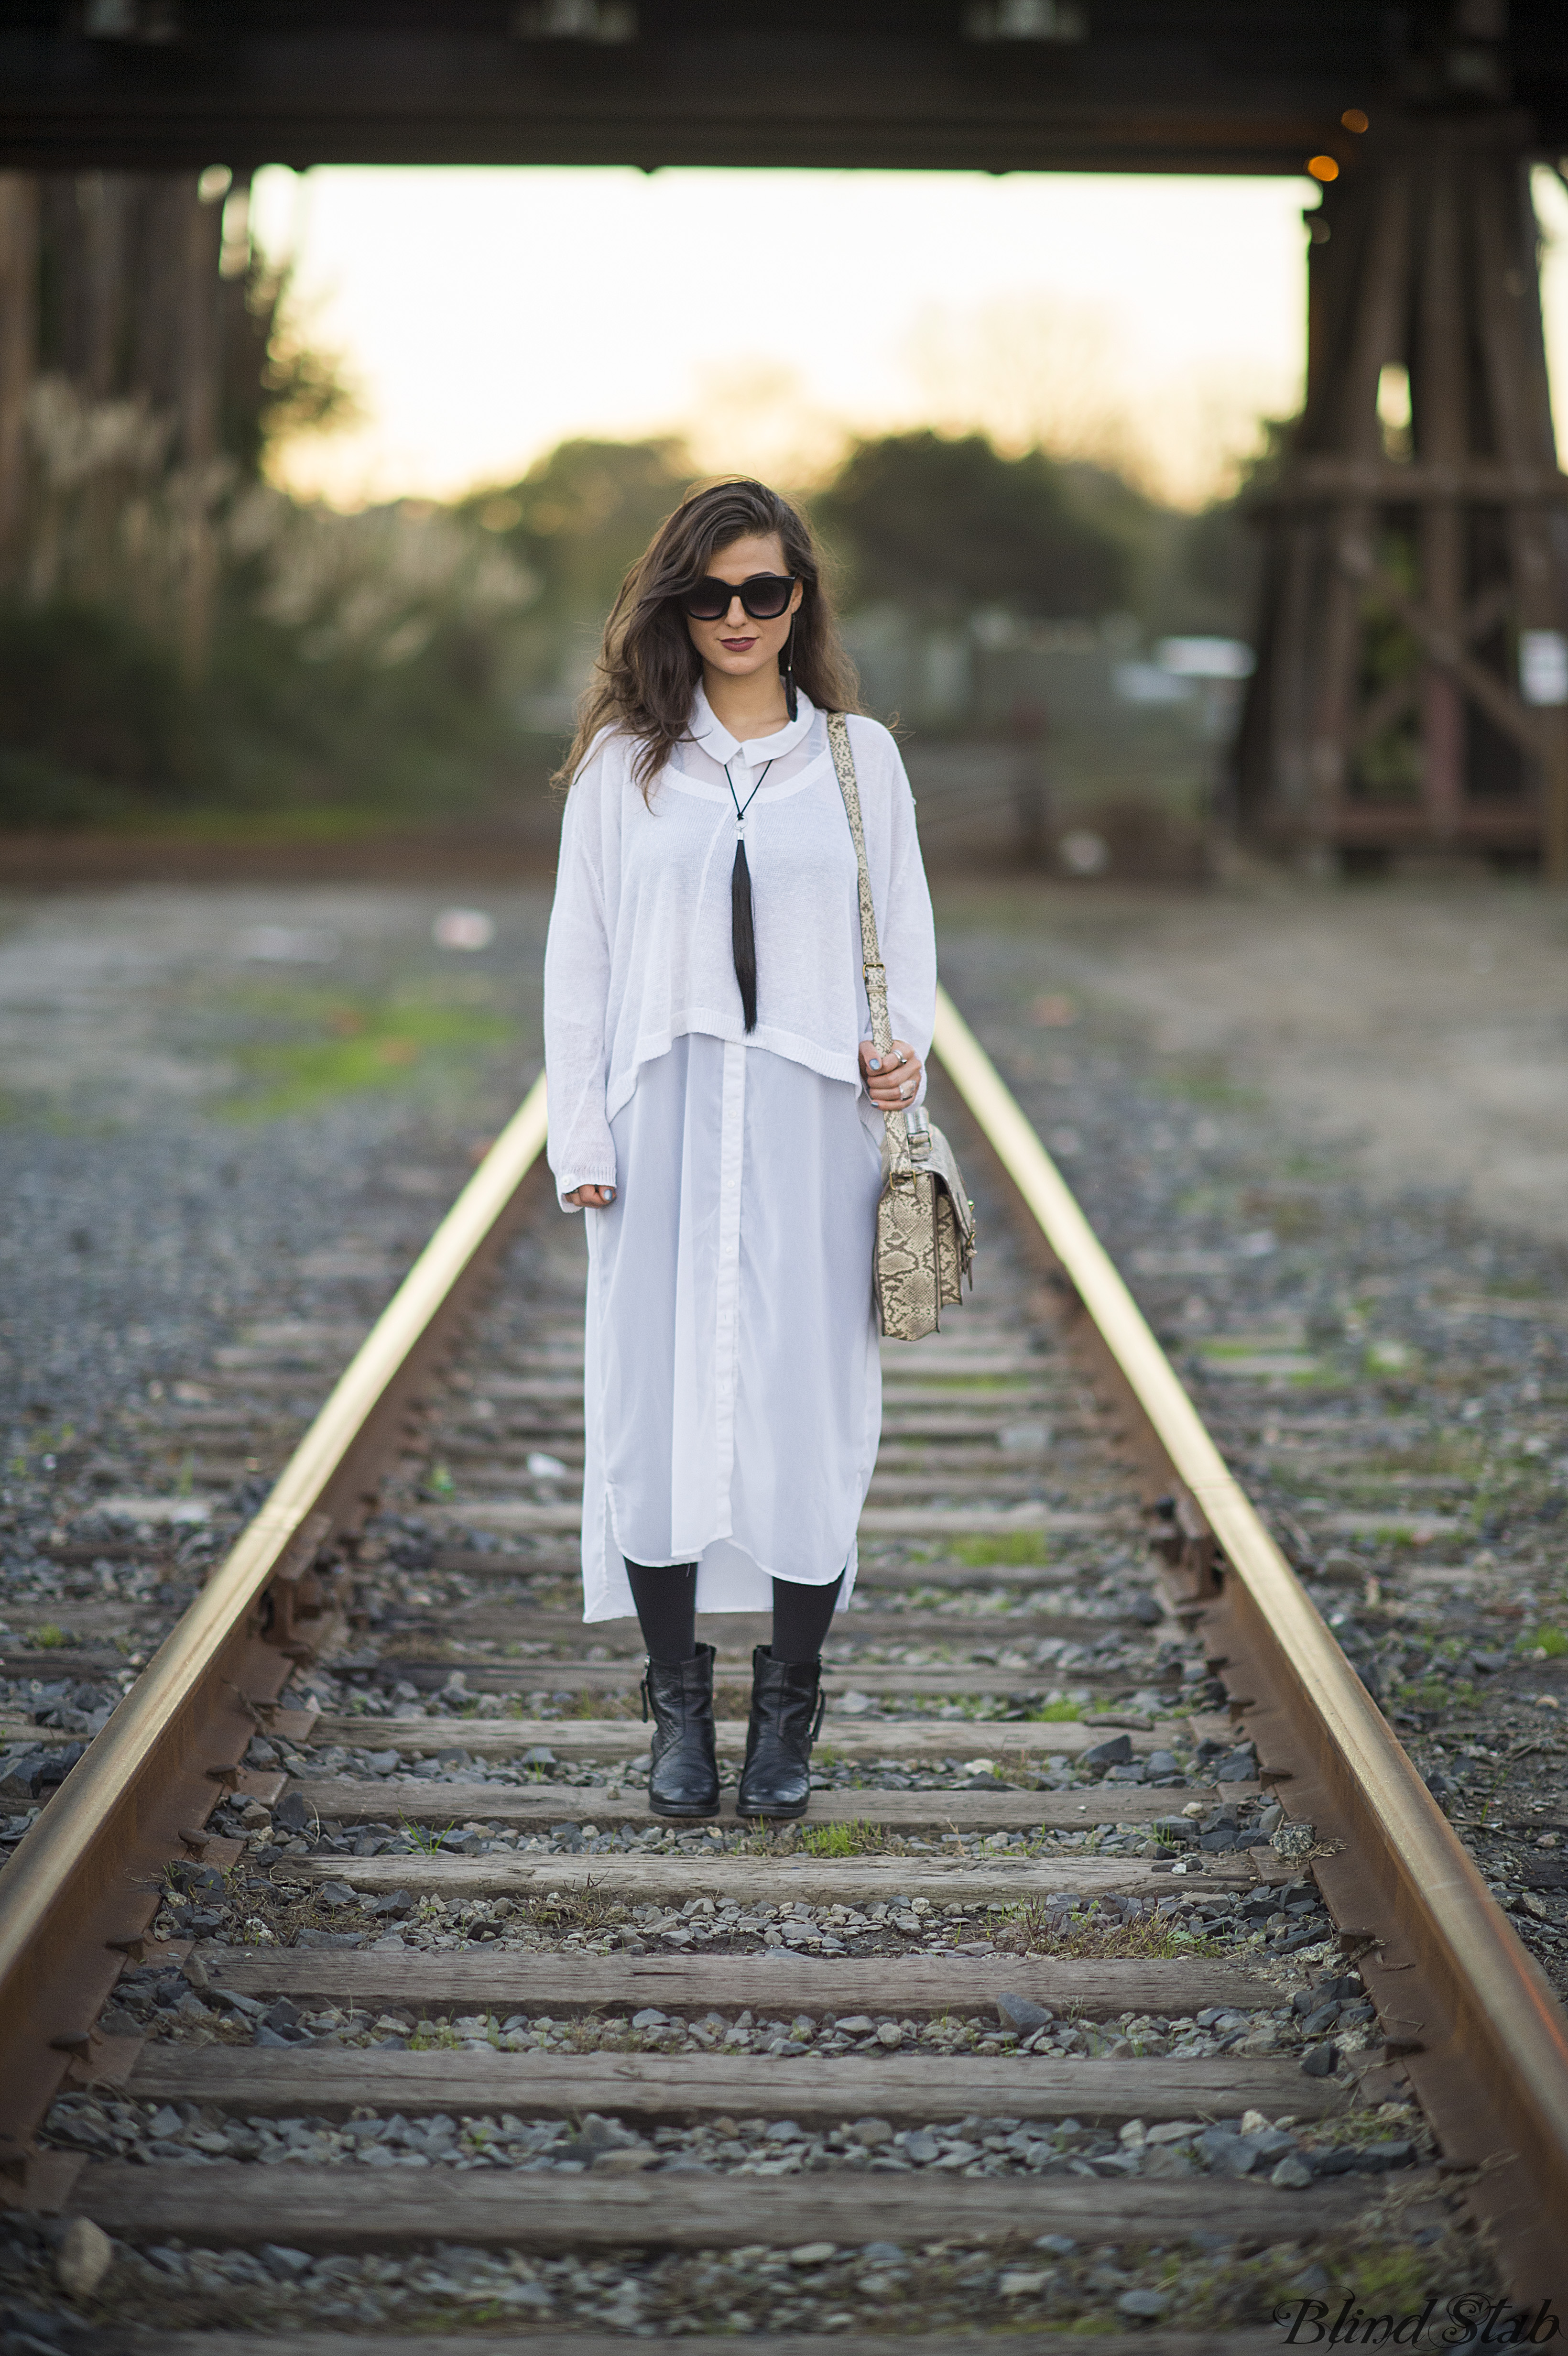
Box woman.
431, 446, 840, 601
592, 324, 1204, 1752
544, 478, 935, 1819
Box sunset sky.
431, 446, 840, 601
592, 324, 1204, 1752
250, 163, 1568, 514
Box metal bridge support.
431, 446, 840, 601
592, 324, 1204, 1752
1235, 118, 1568, 879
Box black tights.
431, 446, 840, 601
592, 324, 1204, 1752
625, 1559, 842, 1668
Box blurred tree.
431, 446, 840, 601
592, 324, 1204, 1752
459, 437, 693, 714
1176, 415, 1298, 633
223, 255, 361, 479
0, 597, 206, 823
814, 430, 1128, 620
469, 437, 692, 622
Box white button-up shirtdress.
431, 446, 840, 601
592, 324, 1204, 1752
543, 689, 936, 1625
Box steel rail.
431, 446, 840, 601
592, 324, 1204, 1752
931, 983, 1568, 2301
0, 1075, 549, 2163
5, 996, 1566, 2300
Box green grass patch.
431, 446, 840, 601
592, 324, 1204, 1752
1337, 2245, 1437, 2312
799, 1820, 885, 1857
1395, 1675, 1479, 1714
1000, 1898, 1217, 1960
1020, 1697, 1084, 1722
522, 1886, 630, 1937
564, 1687, 638, 1718
409, 2018, 473, 2051
740, 1818, 911, 1858
398, 1818, 455, 1855
1151, 1064, 1265, 1111
953, 1532, 1049, 1568
32, 1624, 67, 1648
1172, 1186, 1238, 1219
1356, 1440, 1485, 1475
1523, 1625, 1568, 1658
218, 993, 512, 1122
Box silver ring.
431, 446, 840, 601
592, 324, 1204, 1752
900, 1080, 912, 1098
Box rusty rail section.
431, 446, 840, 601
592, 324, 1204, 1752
930, 984, 1568, 2304
0, 1077, 550, 2175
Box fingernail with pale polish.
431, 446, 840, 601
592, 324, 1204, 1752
868, 1058, 881, 1071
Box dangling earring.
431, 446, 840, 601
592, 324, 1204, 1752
781, 615, 798, 723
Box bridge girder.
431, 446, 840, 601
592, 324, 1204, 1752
0, 2, 1564, 176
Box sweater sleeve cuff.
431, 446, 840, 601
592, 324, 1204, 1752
555, 1166, 617, 1212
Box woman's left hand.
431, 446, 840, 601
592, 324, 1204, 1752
860, 1038, 925, 1111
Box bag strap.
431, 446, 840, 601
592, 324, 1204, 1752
827, 710, 911, 1169
826, 712, 890, 1055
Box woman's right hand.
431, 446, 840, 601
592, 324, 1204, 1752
565, 1183, 616, 1209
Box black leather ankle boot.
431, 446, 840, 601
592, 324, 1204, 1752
736, 1645, 825, 1818
641, 1643, 719, 1818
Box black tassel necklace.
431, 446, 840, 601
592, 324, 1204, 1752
724, 754, 773, 1033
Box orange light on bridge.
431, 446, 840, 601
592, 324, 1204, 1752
1307, 154, 1340, 183
1341, 108, 1369, 133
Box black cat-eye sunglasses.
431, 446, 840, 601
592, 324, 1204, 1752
678, 572, 798, 622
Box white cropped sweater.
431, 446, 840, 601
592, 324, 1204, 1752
543, 689, 936, 1206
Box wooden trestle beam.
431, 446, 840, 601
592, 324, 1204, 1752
1235, 115, 1568, 878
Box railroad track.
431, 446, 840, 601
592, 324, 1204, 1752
1, 986, 1566, 2351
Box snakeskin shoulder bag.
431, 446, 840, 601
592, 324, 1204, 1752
827, 710, 976, 1341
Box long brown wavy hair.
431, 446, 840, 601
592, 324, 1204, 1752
558, 477, 859, 799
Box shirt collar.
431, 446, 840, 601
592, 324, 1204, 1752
690, 682, 817, 769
